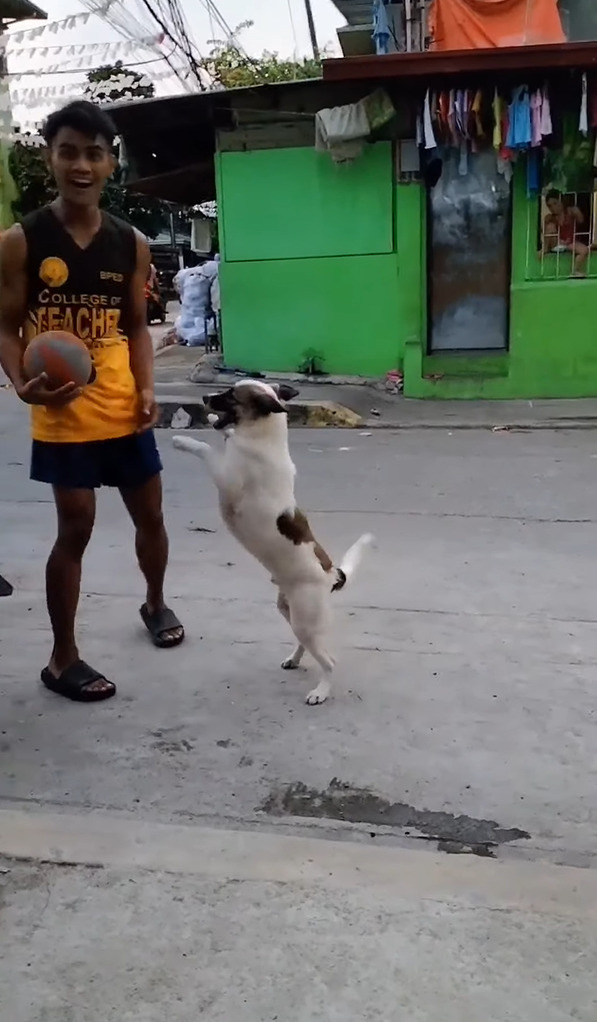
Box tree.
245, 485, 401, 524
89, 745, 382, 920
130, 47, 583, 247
9, 62, 170, 238
198, 21, 322, 90
85, 60, 154, 104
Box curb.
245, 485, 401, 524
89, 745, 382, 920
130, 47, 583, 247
156, 399, 363, 430
358, 419, 597, 431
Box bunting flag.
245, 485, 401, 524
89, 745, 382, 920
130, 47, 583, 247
0, 12, 92, 50
8, 34, 164, 63
10, 67, 181, 107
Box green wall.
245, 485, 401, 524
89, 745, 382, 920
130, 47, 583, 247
218, 144, 409, 377
217, 142, 597, 398
406, 166, 597, 399
219, 146, 393, 261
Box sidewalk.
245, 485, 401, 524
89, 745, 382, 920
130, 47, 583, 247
2, 807, 596, 1022
154, 345, 597, 430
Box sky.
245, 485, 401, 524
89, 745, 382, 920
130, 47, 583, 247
6, 0, 345, 130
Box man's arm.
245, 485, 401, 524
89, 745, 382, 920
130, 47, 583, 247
0, 225, 29, 390
128, 230, 157, 432
0, 226, 79, 406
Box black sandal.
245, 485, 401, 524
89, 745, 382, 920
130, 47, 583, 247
41, 659, 116, 702
140, 603, 185, 649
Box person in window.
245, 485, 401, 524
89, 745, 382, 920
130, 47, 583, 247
542, 190, 589, 278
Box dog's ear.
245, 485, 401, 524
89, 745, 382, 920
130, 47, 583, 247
275, 384, 299, 402
252, 391, 286, 416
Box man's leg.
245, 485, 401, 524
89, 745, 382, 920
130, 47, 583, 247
46, 487, 114, 696
120, 474, 184, 646
571, 241, 589, 276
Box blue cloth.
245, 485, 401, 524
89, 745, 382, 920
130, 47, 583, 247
372, 0, 391, 55
30, 431, 162, 490
526, 149, 540, 197
506, 86, 532, 149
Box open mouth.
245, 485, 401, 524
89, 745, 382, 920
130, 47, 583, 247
203, 393, 235, 430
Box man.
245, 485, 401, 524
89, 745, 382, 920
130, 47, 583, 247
0, 100, 184, 703
541, 189, 589, 278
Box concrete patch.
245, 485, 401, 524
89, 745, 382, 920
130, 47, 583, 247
260, 779, 530, 853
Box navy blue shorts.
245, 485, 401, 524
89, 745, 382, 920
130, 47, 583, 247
30, 431, 163, 490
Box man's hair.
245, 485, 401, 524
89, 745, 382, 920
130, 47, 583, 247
42, 100, 117, 147
545, 189, 563, 203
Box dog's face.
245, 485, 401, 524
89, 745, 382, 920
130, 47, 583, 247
203, 380, 299, 431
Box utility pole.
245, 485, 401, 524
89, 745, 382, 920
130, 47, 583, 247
303, 0, 320, 61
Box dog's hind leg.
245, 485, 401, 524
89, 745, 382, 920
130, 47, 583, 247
287, 585, 335, 705
277, 590, 305, 670
300, 637, 335, 705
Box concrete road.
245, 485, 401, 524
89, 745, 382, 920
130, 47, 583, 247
1, 391, 597, 1018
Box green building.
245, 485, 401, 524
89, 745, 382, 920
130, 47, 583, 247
110, 40, 597, 400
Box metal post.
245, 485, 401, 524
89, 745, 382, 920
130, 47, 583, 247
404, 0, 413, 52
303, 0, 320, 61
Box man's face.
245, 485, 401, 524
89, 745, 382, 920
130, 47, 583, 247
547, 197, 563, 216
46, 126, 115, 207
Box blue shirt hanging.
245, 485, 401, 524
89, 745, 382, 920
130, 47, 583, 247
507, 86, 532, 149
372, 0, 391, 55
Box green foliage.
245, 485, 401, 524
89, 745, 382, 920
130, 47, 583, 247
199, 20, 322, 90
9, 141, 56, 219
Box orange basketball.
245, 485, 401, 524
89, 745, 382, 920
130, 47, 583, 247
23, 331, 94, 389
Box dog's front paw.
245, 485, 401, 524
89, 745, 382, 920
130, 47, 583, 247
281, 656, 300, 671
305, 682, 330, 705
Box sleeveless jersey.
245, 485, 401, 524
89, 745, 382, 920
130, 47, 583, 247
22, 206, 139, 443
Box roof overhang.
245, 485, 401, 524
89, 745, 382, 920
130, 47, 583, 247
0, 0, 46, 22
331, 0, 373, 27
323, 40, 597, 82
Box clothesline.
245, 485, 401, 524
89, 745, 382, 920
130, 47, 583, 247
418, 73, 595, 188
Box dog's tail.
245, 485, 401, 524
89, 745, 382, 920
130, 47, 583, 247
332, 533, 374, 592
172, 436, 206, 457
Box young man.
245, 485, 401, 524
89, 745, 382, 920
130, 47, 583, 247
0, 100, 184, 703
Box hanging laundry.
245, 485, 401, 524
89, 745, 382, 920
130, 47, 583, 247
429, 0, 564, 50
496, 156, 513, 185
314, 89, 395, 164
471, 90, 484, 140
590, 75, 597, 129
372, 0, 391, 56
448, 89, 458, 146
436, 91, 450, 144
492, 89, 503, 150
506, 86, 532, 149
315, 102, 370, 163
579, 72, 588, 136
530, 90, 543, 147
423, 89, 437, 149
540, 83, 553, 139
416, 112, 423, 147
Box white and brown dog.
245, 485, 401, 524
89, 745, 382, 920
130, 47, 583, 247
173, 379, 373, 704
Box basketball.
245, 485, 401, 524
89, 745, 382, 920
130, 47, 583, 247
23, 331, 94, 389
